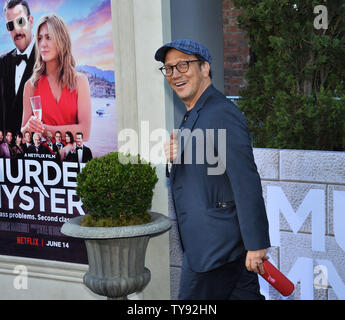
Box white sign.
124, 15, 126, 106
265, 186, 345, 299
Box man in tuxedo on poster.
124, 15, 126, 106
54, 130, 65, 154
0, 0, 35, 134
42, 130, 58, 154
27, 132, 50, 154
0, 129, 13, 158
65, 131, 92, 165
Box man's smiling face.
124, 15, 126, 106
164, 48, 211, 110
5, 4, 33, 53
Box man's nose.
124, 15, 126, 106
171, 66, 182, 78
14, 22, 24, 32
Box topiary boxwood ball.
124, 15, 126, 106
76, 152, 158, 227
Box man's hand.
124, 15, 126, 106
164, 132, 178, 163
245, 249, 269, 274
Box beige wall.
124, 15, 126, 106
0, 255, 101, 300
112, 0, 172, 299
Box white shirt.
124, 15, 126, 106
77, 145, 83, 163
15, 37, 35, 95
55, 142, 63, 151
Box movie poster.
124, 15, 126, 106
0, 0, 117, 264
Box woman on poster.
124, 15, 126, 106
12, 132, 25, 159
21, 13, 91, 141
60, 130, 75, 161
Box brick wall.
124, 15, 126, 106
222, 0, 250, 96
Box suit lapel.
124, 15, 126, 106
176, 109, 199, 160
176, 85, 214, 162
9, 50, 16, 96
17, 45, 35, 96
170, 85, 214, 183
170, 110, 199, 184
82, 148, 86, 163
2, 50, 17, 131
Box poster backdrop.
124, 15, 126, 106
0, 0, 117, 264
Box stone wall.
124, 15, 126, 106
169, 148, 345, 300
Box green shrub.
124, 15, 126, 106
76, 152, 158, 227
232, 0, 345, 150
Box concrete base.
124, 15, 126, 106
0, 255, 104, 300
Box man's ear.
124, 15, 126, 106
201, 61, 211, 78
29, 15, 34, 27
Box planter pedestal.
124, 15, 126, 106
61, 212, 171, 300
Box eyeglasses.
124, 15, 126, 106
6, 15, 28, 32
159, 59, 200, 77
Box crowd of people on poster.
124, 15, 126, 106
0, 129, 93, 163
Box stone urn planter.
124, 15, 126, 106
61, 152, 170, 299
61, 211, 171, 300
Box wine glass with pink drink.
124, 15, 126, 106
30, 96, 42, 120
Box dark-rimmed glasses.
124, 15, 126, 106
6, 15, 28, 32
159, 59, 200, 77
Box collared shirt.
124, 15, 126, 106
15, 36, 35, 95
179, 109, 192, 165
166, 110, 192, 177
55, 142, 63, 152
180, 110, 191, 130
76, 145, 83, 163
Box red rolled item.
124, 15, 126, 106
259, 260, 295, 296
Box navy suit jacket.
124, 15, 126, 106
170, 85, 270, 273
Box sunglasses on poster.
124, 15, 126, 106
6, 15, 28, 32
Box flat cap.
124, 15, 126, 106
154, 39, 212, 64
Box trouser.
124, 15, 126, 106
178, 253, 265, 300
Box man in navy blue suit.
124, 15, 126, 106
155, 39, 271, 300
